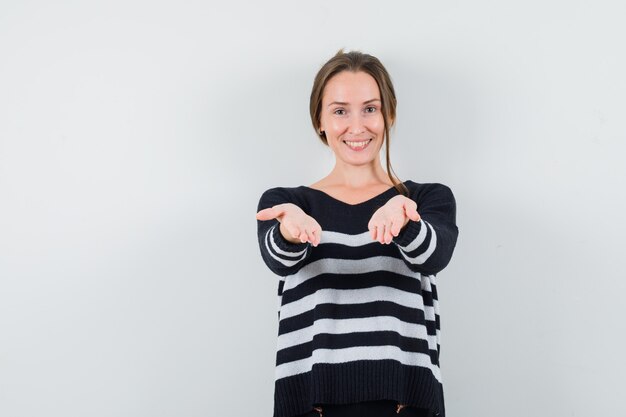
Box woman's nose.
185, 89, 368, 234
348, 114, 365, 135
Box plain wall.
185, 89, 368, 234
1, 1, 625, 416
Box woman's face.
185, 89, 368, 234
319, 70, 385, 166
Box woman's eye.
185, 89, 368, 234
365, 106, 376, 113
333, 109, 345, 115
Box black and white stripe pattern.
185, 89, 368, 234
265, 223, 309, 268
273, 230, 442, 381
256, 181, 458, 417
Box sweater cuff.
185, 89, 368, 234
271, 223, 310, 253
392, 219, 423, 247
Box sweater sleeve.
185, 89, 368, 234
391, 183, 459, 276
256, 187, 312, 277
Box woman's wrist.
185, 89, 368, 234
280, 222, 303, 244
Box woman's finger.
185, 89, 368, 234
368, 221, 377, 241
378, 223, 386, 244
373, 223, 381, 243
299, 228, 309, 243
403, 199, 421, 222
310, 229, 319, 246
408, 207, 421, 221
385, 220, 393, 245
370, 223, 378, 242
255, 207, 277, 221
305, 228, 316, 246
390, 217, 401, 237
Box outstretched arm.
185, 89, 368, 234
256, 187, 312, 277
392, 183, 459, 276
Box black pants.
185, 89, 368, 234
295, 399, 434, 417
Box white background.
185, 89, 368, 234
1, 1, 625, 416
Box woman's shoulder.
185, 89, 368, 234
404, 180, 456, 200
257, 184, 309, 211
259, 184, 301, 195
406, 179, 454, 190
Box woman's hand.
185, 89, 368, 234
368, 195, 421, 244
256, 203, 322, 247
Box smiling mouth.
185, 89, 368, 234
343, 138, 372, 151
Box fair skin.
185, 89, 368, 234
256, 70, 420, 246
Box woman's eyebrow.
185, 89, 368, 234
327, 98, 381, 107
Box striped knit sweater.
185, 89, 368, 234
256, 180, 459, 417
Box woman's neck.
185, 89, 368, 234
321, 162, 392, 189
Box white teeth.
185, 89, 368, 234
344, 139, 371, 147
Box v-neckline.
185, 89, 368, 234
301, 180, 409, 207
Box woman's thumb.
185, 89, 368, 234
256, 207, 279, 221
405, 204, 421, 222
256, 207, 276, 220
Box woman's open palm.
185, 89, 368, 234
256, 203, 322, 247
368, 195, 421, 244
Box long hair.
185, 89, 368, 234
309, 48, 409, 196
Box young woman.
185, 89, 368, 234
256, 49, 459, 417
